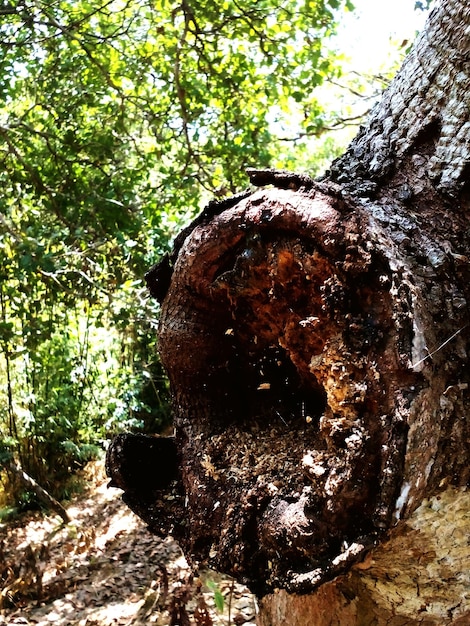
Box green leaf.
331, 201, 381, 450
206, 580, 225, 613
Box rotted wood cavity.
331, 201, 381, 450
155, 187, 412, 595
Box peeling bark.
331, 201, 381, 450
106, 0, 470, 623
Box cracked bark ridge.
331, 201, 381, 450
328, 0, 470, 196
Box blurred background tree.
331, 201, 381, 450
0, 0, 427, 510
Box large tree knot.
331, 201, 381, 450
133, 186, 416, 596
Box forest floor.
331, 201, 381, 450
0, 461, 257, 626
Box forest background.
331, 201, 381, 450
0, 0, 429, 512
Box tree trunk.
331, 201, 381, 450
106, 0, 470, 623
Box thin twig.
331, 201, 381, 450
412, 324, 468, 369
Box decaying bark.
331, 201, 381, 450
106, 0, 470, 623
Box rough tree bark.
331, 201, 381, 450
106, 1, 470, 624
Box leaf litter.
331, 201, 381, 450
0, 461, 256, 626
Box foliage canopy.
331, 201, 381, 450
0, 0, 385, 504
